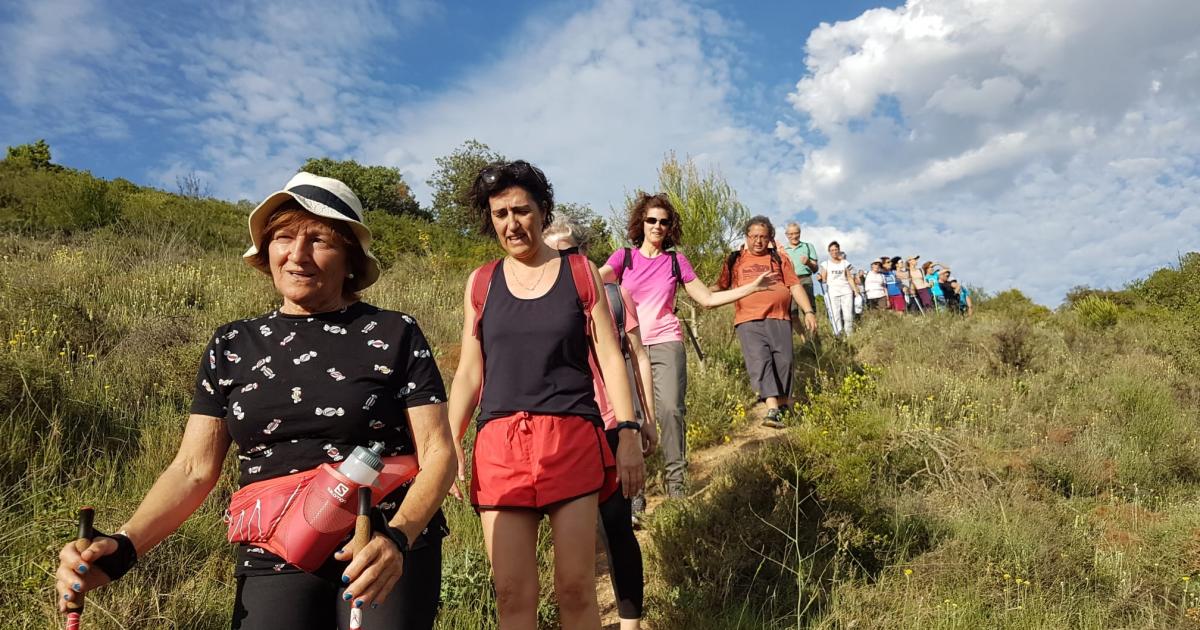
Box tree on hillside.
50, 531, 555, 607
427, 140, 505, 233
5, 139, 59, 171
300, 157, 427, 219
557, 201, 614, 264
176, 170, 211, 199
619, 152, 748, 279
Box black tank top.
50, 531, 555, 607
478, 257, 602, 427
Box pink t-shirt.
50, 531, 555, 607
604, 248, 697, 346
592, 285, 639, 429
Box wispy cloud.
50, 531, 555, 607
4, 0, 1197, 303
358, 0, 759, 211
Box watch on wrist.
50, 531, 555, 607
615, 421, 640, 432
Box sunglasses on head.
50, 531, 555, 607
644, 216, 673, 227
479, 160, 549, 190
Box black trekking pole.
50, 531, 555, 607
65, 507, 94, 630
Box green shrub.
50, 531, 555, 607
0, 164, 122, 233
1074, 295, 1120, 330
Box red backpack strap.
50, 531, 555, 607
470, 259, 502, 339
565, 253, 598, 333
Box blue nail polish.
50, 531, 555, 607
63, 594, 71, 600
343, 592, 352, 601
72, 583, 81, 592
354, 600, 364, 608
341, 574, 350, 584
77, 564, 88, 574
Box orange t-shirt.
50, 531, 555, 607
720, 250, 799, 325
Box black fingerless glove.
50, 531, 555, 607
91, 531, 138, 581
369, 509, 409, 556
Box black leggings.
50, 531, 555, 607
600, 429, 645, 619
230, 543, 442, 630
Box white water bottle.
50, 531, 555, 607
338, 442, 387, 487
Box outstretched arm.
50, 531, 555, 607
57, 414, 231, 610
682, 274, 769, 309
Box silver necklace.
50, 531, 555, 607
507, 257, 550, 291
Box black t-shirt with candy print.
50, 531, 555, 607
190, 301, 448, 576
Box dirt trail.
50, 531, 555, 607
595, 404, 785, 629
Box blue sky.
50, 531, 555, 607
2, 0, 1199, 304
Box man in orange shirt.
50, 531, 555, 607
718, 216, 818, 428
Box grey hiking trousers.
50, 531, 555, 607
648, 340, 687, 494
735, 318, 793, 401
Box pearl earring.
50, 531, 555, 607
347, 273, 355, 279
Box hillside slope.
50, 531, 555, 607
3, 163, 1199, 629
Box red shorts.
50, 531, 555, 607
471, 412, 618, 512
889, 294, 906, 312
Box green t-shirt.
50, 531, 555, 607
783, 241, 818, 278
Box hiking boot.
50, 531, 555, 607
666, 484, 686, 500
762, 407, 785, 429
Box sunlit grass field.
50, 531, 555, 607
3, 162, 1200, 628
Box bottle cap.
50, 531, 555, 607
350, 441, 386, 472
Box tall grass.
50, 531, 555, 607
648, 298, 1200, 629
6, 163, 1200, 629
0, 166, 765, 628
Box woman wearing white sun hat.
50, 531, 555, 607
54, 172, 457, 629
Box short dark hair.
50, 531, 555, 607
743, 215, 775, 239
827, 240, 841, 250
469, 160, 554, 236
625, 191, 683, 249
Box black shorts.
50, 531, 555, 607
230, 543, 442, 630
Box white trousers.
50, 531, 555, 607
828, 293, 855, 337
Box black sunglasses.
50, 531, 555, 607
644, 216, 673, 227
480, 160, 549, 189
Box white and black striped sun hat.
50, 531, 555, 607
243, 172, 381, 289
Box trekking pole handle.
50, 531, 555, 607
65, 507, 95, 630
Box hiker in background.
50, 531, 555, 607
546, 220, 656, 630
718, 216, 817, 428
819, 241, 859, 336
893, 255, 914, 312
598, 192, 769, 499
950, 278, 974, 316
863, 260, 888, 311
54, 173, 457, 629
936, 268, 956, 311
923, 261, 947, 311
882, 257, 906, 312
781, 222, 820, 340
449, 160, 643, 630
852, 268, 867, 318
907, 256, 933, 312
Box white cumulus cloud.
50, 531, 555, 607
783, 0, 1200, 303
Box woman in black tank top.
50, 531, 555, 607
447, 160, 644, 630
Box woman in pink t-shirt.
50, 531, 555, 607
599, 192, 768, 498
